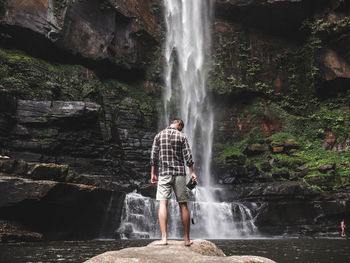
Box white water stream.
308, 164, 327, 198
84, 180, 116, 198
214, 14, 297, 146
117, 0, 258, 239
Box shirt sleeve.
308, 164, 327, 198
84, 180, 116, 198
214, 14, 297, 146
182, 136, 194, 167
150, 134, 160, 166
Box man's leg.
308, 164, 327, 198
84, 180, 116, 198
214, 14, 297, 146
157, 200, 168, 245
179, 202, 192, 246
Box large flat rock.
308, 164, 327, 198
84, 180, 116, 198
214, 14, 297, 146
84, 240, 276, 263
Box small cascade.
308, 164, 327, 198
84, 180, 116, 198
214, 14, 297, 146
117, 191, 258, 239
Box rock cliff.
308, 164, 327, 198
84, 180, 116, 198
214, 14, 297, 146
0, 0, 350, 241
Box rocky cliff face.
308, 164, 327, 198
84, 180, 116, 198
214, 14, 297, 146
0, 0, 162, 241
0, 0, 350, 241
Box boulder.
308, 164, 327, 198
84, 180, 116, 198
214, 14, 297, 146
318, 163, 336, 174
84, 240, 276, 263
28, 163, 69, 181
322, 49, 350, 81
0, 158, 27, 175
244, 144, 268, 155
0, 220, 43, 243
17, 100, 51, 123
51, 101, 86, 118
257, 174, 273, 182
0, 175, 119, 240
284, 140, 299, 149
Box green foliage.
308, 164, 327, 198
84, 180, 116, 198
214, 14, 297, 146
310, 106, 350, 141
0, 47, 159, 130
267, 132, 299, 144
237, 44, 261, 82
216, 143, 245, 163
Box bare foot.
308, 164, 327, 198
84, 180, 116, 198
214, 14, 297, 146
184, 240, 193, 246
153, 240, 168, 246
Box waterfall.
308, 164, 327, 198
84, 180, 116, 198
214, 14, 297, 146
117, 0, 258, 239
162, 0, 214, 187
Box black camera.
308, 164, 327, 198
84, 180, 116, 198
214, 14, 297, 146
186, 179, 197, 190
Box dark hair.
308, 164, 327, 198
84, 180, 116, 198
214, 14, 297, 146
171, 119, 184, 128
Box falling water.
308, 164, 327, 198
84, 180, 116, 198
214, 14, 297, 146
117, 0, 258, 239
162, 0, 214, 187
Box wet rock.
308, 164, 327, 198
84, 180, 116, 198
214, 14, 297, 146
322, 49, 350, 81
257, 174, 273, 182
272, 170, 290, 180
318, 163, 336, 174
0, 220, 43, 243
0, 175, 57, 207
84, 239, 276, 263
52, 101, 101, 119
271, 146, 284, 153
260, 161, 272, 172
323, 132, 337, 150
138, 184, 156, 199
284, 140, 299, 149
225, 155, 246, 165
244, 144, 269, 156
223, 177, 237, 184
246, 163, 259, 178
306, 175, 334, 188
297, 164, 309, 177
0, 88, 17, 113
0, 159, 27, 175
28, 163, 69, 181
17, 100, 51, 124
0, 175, 119, 240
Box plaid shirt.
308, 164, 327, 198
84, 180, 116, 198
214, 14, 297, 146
150, 126, 194, 176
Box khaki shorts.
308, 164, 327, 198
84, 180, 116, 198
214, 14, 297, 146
156, 175, 189, 203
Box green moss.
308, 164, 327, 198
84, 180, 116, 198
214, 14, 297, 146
0, 47, 159, 131
215, 143, 245, 163
271, 153, 301, 167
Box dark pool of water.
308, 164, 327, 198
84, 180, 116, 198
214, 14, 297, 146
0, 238, 349, 263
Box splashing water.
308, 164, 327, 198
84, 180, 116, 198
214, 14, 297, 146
117, 192, 258, 239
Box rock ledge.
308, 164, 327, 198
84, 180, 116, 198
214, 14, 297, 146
84, 239, 276, 263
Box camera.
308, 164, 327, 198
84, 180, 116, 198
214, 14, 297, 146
186, 179, 197, 190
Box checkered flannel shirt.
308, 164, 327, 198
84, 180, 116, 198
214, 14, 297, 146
150, 126, 194, 176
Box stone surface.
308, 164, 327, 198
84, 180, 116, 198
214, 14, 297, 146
1, 0, 161, 70
0, 220, 43, 243
29, 163, 69, 181
0, 174, 123, 241
322, 49, 350, 81
84, 240, 276, 263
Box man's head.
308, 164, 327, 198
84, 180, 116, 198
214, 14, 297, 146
170, 119, 184, 131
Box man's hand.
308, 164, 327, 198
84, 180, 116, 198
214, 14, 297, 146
189, 165, 198, 184
151, 173, 158, 185
190, 173, 198, 185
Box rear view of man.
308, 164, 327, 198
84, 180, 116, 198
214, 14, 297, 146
150, 119, 197, 246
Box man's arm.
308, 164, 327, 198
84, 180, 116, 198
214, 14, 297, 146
182, 137, 197, 183
150, 134, 159, 185
151, 165, 158, 185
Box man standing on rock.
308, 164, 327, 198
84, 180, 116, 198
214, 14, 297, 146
150, 119, 197, 246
